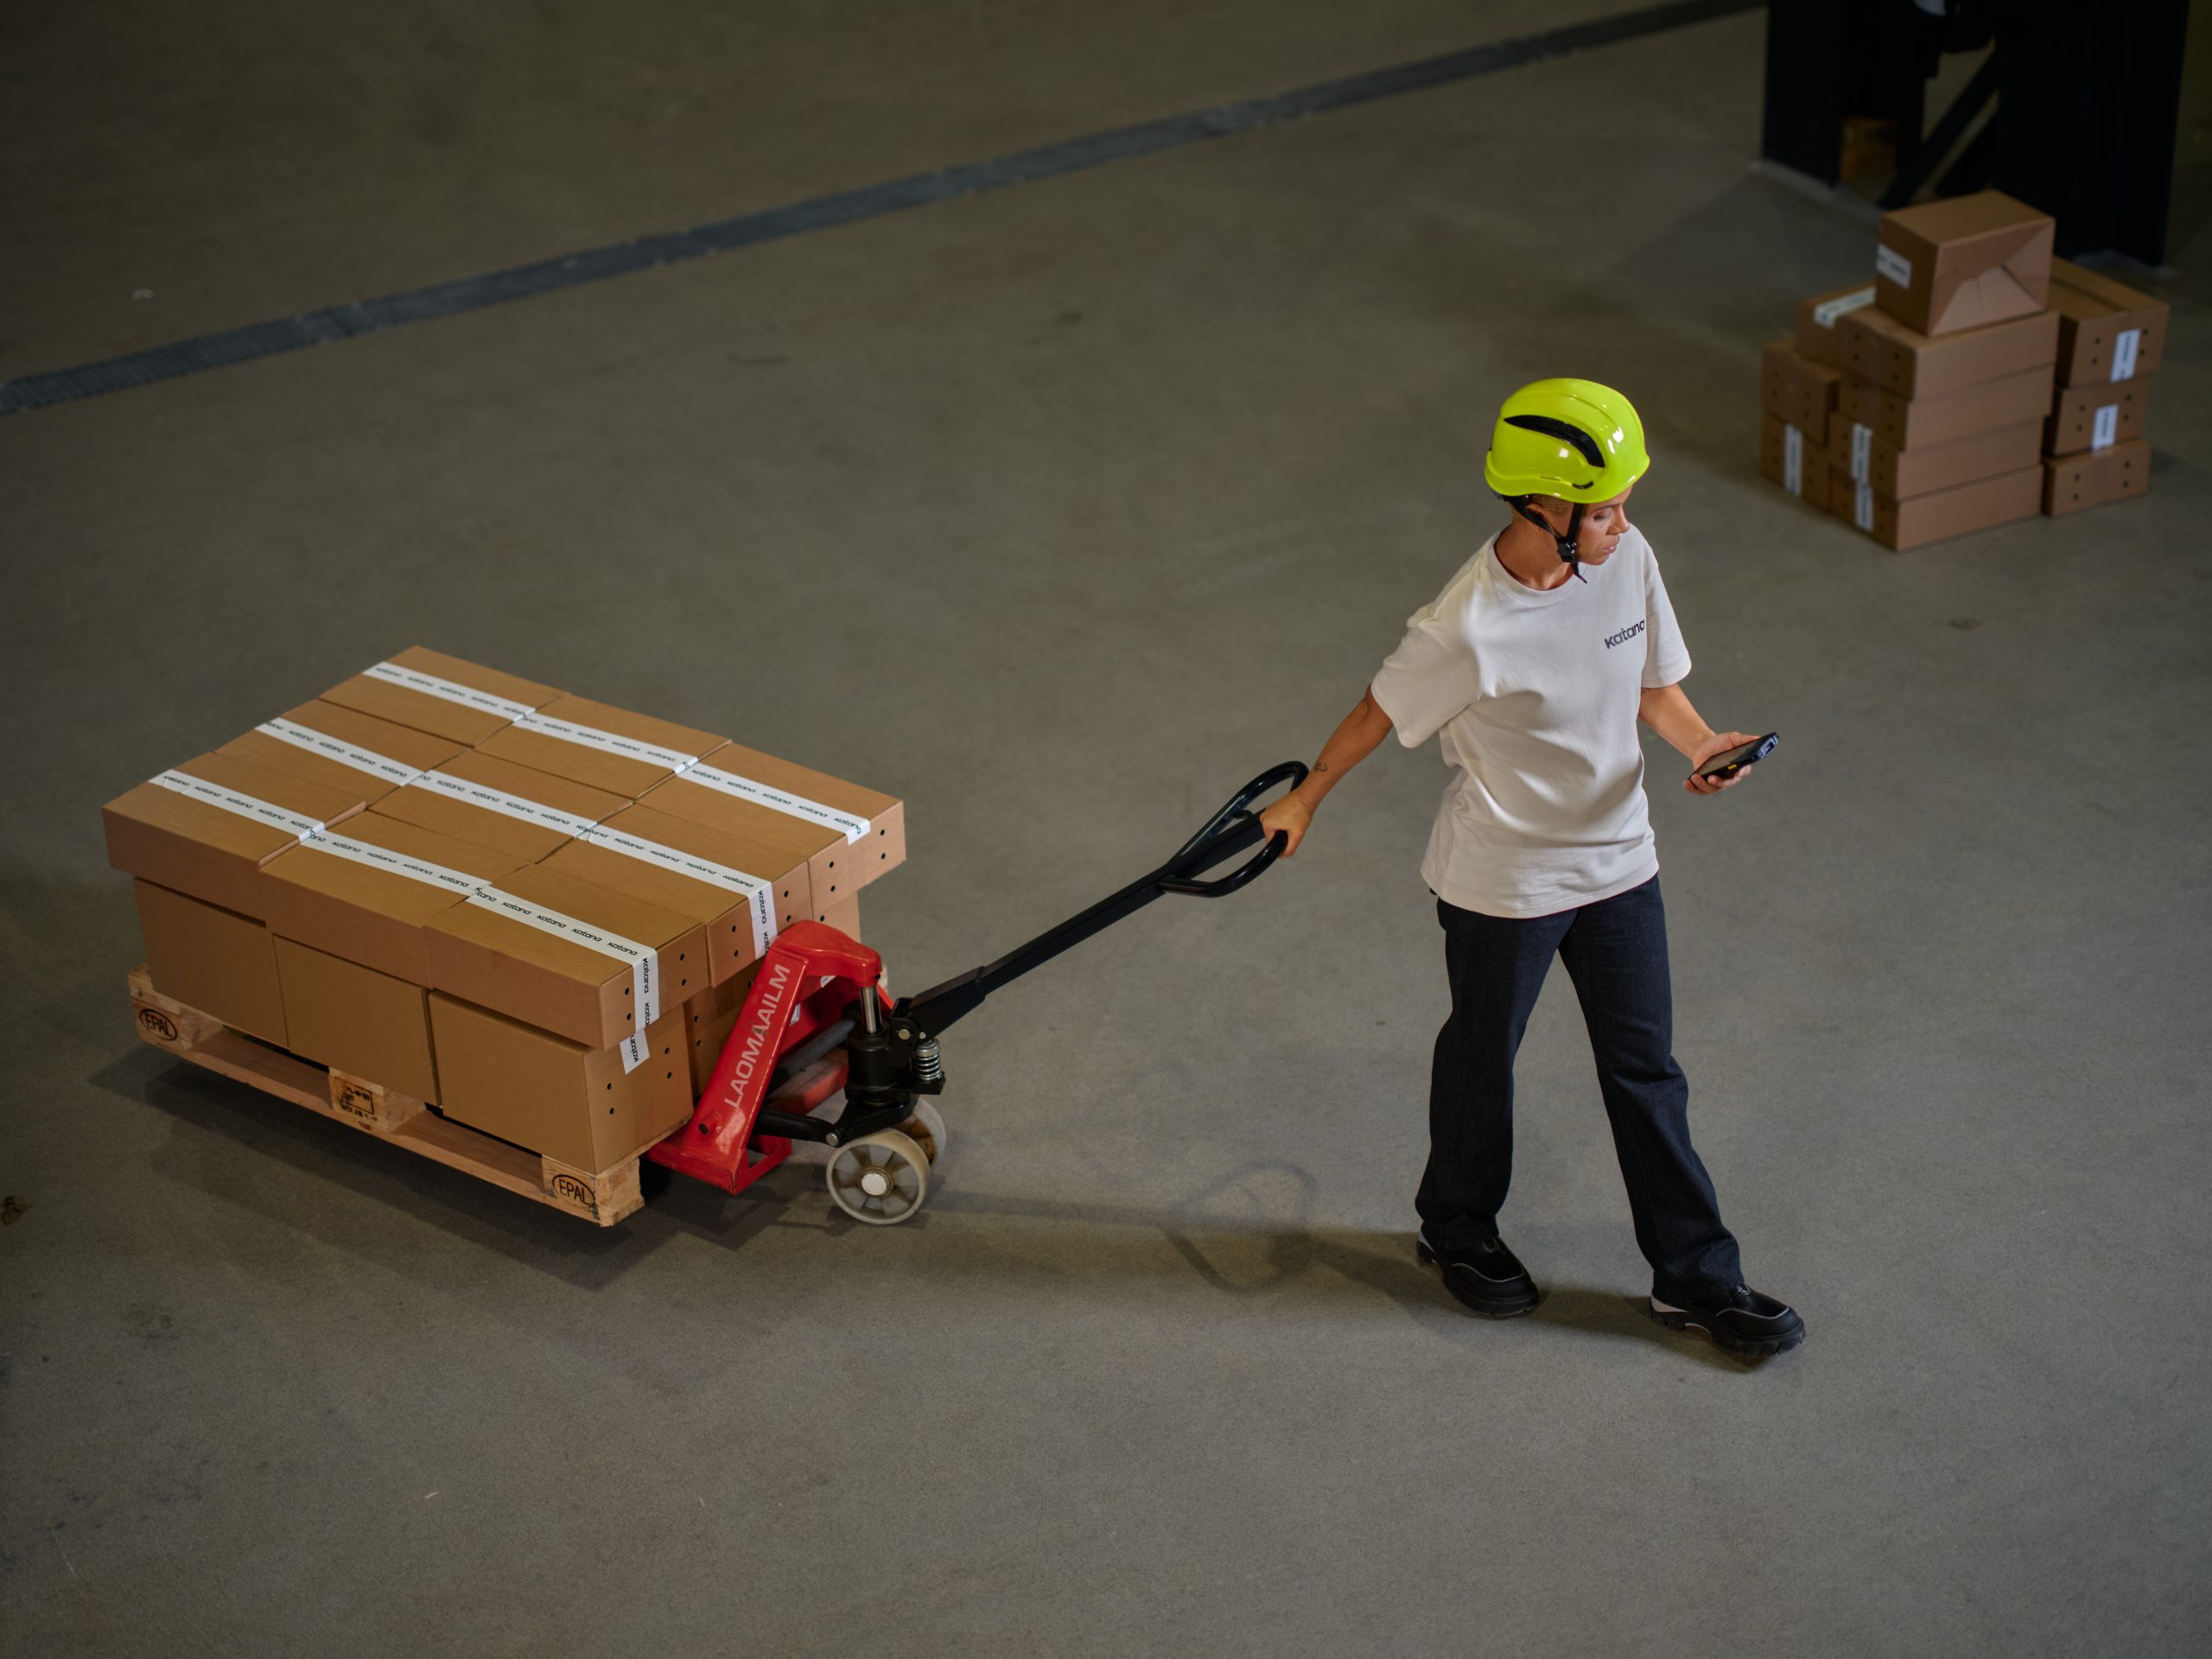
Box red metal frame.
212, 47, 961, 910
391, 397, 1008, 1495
646, 921, 887, 1196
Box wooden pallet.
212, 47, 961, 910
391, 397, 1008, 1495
128, 966, 642, 1226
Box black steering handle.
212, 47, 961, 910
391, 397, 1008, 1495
1157, 761, 1309, 898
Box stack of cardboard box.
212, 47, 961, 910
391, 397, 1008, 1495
2040, 260, 2167, 518
1764, 191, 2068, 550
104, 648, 906, 1178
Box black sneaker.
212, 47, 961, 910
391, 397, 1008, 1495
1649, 1285, 1805, 1357
1415, 1230, 1539, 1317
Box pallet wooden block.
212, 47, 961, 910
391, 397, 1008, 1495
129, 965, 644, 1227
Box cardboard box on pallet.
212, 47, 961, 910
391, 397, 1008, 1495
538, 804, 806, 987
134, 879, 289, 1046
679, 895, 864, 1096
103, 753, 368, 920
1837, 306, 2058, 400
219, 700, 464, 803
429, 993, 691, 1175
474, 694, 724, 799
2049, 259, 2168, 386
262, 815, 525, 985
1760, 341, 1840, 444
371, 751, 628, 863
1758, 413, 1834, 508
321, 647, 562, 747
1839, 364, 2053, 451
423, 865, 708, 1051
1834, 465, 2043, 551
275, 937, 442, 1102
1795, 283, 1879, 370
1873, 190, 2054, 337
643, 741, 906, 919
2042, 439, 2151, 517
1836, 419, 2044, 501
2045, 376, 2152, 458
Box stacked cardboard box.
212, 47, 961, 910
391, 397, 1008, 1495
2038, 259, 2165, 518
104, 647, 904, 1177
1765, 191, 2063, 550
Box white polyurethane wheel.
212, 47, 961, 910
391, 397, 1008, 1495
898, 1100, 947, 1166
826, 1129, 930, 1225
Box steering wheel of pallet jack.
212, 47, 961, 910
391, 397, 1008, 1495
826, 1128, 930, 1225
897, 1100, 947, 1166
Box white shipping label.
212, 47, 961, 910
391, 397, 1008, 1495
464, 890, 662, 1071
408, 770, 604, 837
1783, 424, 1804, 495
2111, 328, 2141, 382
1850, 423, 1873, 481
513, 711, 700, 774
683, 765, 872, 845
298, 832, 487, 897
1875, 245, 1913, 288
1854, 480, 1876, 533
257, 717, 423, 786
1813, 285, 1878, 328
2091, 404, 2120, 451
361, 660, 535, 721
580, 824, 779, 957
149, 770, 323, 839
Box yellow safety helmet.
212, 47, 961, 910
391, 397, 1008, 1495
1483, 378, 1649, 504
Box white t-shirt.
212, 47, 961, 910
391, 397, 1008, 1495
1369, 527, 1692, 919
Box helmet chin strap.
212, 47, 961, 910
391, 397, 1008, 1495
1515, 499, 1589, 582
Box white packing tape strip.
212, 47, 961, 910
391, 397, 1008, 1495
296, 831, 489, 899
513, 710, 701, 774
2091, 404, 2119, 452
1783, 424, 1804, 496
361, 659, 536, 721
581, 823, 778, 958
683, 764, 871, 845
2111, 327, 2140, 382
1850, 423, 1872, 482
1874, 245, 1912, 288
149, 770, 324, 839
257, 717, 424, 787
1813, 286, 1876, 328
1853, 480, 1876, 534
408, 769, 606, 838
465, 889, 662, 1072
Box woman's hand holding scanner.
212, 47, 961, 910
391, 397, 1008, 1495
1686, 731, 1774, 795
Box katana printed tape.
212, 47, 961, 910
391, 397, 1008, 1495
149, 770, 324, 839
580, 823, 778, 958
408, 769, 606, 838
2111, 328, 2140, 383
683, 764, 871, 845
296, 831, 487, 899
257, 717, 424, 787
361, 660, 536, 721
465, 888, 662, 1072
512, 710, 702, 774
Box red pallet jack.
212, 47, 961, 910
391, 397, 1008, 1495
649, 762, 1306, 1223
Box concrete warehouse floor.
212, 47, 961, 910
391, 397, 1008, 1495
5, 3, 2210, 1654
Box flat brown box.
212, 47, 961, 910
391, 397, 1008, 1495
1840, 465, 2043, 551
678, 893, 861, 1096
135, 879, 289, 1046
263, 815, 525, 985
643, 741, 906, 918
1840, 418, 2044, 499
474, 693, 725, 798
1875, 190, 2054, 336
2049, 259, 2169, 386
321, 647, 561, 747
1757, 413, 1833, 506
371, 750, 628, 862
2045, 376, 2152, 458
1837, 305, 2057, 400
1759, 341, 1840, 446
219, 699, 465, 802
1840, 364, 2052, 451
539, 804, 807, 987
1794, 283, 1879, 370
2042, 439, 2151, 517
104, 753, 368, 920
275, 937, 441, 1102
430, 994, 690, 1174
425, 865, 708, 1050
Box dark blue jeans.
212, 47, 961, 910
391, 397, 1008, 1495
1418, 875, 1744, 1303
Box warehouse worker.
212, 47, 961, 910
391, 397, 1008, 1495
1259, 379, 1803, 1359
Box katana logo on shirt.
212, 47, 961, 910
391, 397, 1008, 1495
1604, 620, 1647, 649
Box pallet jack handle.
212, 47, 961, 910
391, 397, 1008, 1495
893, 760, 1308, 1039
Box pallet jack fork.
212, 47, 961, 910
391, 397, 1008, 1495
646, 762, 1307, 1223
